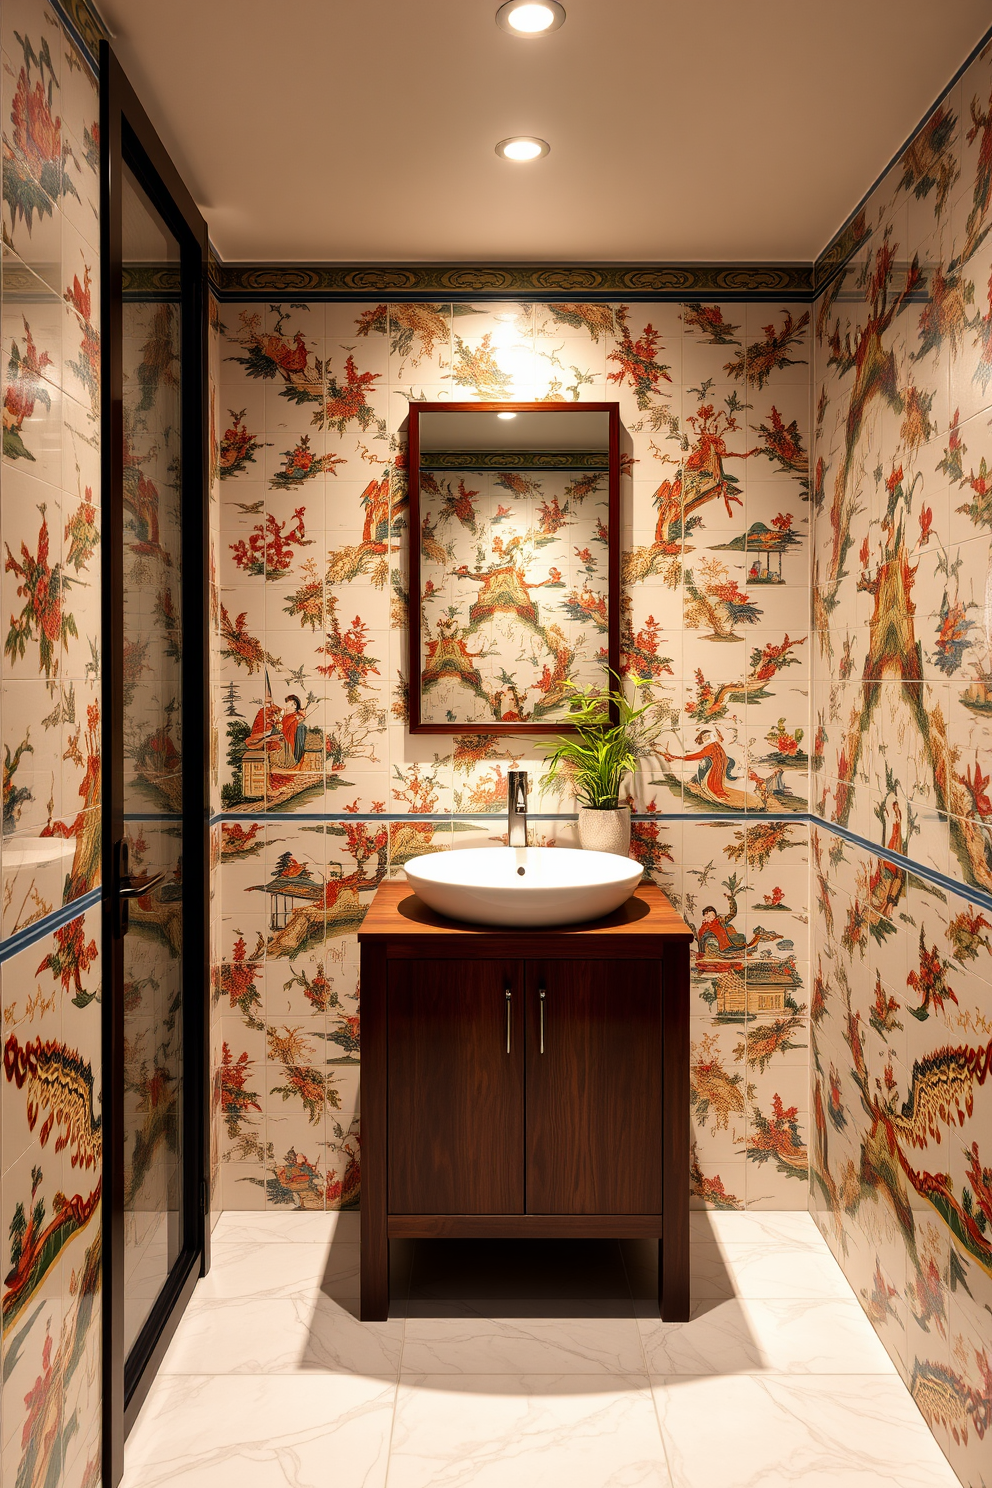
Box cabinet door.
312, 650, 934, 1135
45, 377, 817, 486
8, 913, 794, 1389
525, 959, 663, 1214
387, 958, 524, 1214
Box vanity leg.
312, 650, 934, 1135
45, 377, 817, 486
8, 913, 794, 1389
361, 1220, 388, 1321
360, 942, 389, 1321
660, 938, 690, 1321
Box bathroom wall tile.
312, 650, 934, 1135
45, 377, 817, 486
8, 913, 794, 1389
809, 33, 992, 1473
213, 290, 813, 1214
0, 0, 103, 1466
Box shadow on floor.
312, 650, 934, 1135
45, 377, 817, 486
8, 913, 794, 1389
320, 1232, 735, 1320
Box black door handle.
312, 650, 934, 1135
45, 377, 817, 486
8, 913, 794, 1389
114, 838, 167, 936
119, 873, 166, 899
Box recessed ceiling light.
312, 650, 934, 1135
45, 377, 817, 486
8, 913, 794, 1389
496, 0, 565, 36
497, 411, 517, 419
495, 136, 550, 162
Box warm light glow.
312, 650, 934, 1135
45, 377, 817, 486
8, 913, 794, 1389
497, 411, 517, 420
496, 136, 549, 162
506, 3, 555, 31
496, 0, 565, 36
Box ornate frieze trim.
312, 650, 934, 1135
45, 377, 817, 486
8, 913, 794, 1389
813, 19, 992, 295
210, 261, 816, 302
421, 450, 609, 471
813, 211, 872, 293
52, 0, 108, 68
122, 264, 182, 296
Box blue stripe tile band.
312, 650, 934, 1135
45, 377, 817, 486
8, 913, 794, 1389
0, 887, 102, 965
2, 818, 979, 962
811, 816, 992, 916
210, 808, 992, 913
208, 810, 805, 825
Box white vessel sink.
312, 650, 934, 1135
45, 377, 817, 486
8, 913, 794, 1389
2, 837, 76, 869
403, 846, 642, 928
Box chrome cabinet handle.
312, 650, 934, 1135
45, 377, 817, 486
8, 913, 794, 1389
539, 986, 546, 1053
505, 987, 512, 1053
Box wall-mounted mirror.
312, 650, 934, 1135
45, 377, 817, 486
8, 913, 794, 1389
409, 401, 620, 733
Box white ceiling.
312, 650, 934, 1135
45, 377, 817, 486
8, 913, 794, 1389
99, 0, 992, 264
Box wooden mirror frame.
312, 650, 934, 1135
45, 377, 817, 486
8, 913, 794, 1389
408, 400, 621, 735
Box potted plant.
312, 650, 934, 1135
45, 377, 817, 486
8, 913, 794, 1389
541, 673, 660, 856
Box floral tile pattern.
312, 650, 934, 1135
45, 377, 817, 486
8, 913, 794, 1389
0, 5, 102, 1486
1, 911, 103, 1488
811, 35, 992, 1488
209, 292, 813, 1220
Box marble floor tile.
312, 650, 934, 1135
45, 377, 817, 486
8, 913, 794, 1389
401, 1311, 646, 1375
638, 1297, 896, 1375
120, 1373, 396, 1488
388, 1374, 672, 1488
211, 1210, 360, 1245
650, 1373, 962, 1488
120, 1213, 963, 1488
689, 1209, 824, 1249
688, 1242, 854, 1300
192, 1242, 359, 1302
159, 1295, 403, 1379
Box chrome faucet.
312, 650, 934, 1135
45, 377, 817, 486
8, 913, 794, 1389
507, 770, 528, 848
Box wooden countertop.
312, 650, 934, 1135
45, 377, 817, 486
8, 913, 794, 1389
358, 879, 693, 949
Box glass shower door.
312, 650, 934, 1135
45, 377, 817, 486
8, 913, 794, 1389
103, 43, 209, 1480
119, 161, 186, 1358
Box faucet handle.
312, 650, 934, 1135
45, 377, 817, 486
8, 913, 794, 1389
509, 770, 528, 810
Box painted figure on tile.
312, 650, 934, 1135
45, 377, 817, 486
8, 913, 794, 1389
697, 890, 749, 955
662, 728, 739, 803
692, 873, 801, 1021
280, 694, 312, 765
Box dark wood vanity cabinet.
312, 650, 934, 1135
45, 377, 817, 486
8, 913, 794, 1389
358, 882, 692, 1321
386, 957, 525, 1216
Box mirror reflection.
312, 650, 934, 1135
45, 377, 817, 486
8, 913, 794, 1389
412, 404, 618, 732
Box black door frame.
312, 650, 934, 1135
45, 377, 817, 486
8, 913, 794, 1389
100, 40, 210, 1487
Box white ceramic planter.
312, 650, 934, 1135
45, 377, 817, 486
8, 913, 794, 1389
577, 804, 631, 856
